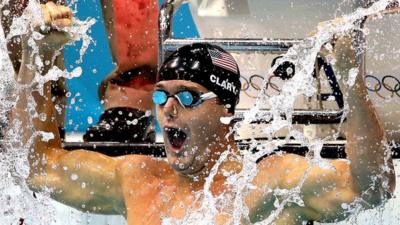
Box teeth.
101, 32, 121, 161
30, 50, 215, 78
164, 127, 186, 134
165, 127, 180, 132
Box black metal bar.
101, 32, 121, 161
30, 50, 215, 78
317, 56, 344, 109
233, 110, 345, 124
62, 141, 400, 159
63, 142, 166, 157
163, 38, 301, 53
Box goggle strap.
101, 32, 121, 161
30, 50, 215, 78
200, 92, 217, 100
173, 93, 186, 108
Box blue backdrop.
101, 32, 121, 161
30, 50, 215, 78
64, 0, 198, 132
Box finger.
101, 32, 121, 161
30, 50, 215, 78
46, 2, 62, 20
40, 4, 52, 26
52, 18, 72, 29
332, 17, 344, 26
58, 6, 73, 19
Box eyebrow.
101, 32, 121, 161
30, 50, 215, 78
155, 83, 164, 89
155, 83, 202, 91
176, 85, 201, 91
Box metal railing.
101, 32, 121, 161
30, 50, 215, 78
63, 140, 400, 159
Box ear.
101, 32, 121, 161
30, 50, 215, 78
222, 107, 234, 117
219, 105, 235, 125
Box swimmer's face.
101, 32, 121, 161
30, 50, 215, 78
155, 80, 231, 175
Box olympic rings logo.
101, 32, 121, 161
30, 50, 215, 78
365, 75, 400, 99
240, 74, 282, 98
240, 74, 400, 99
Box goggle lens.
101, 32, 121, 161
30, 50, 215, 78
152, 91, 168, 105
152, 90, 205, 107
176, 91, 196, 106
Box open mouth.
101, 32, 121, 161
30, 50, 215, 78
165, 127, 188, 151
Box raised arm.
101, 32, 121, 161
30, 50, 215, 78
1, 0, 68, 130
10, 2, 125, 214
300, 34, 395, 221
335, 34, 395, 202
248, 35, 395, 224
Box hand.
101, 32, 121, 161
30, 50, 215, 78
18, 2, 73, 84
27, 2, 73, 54
308, 17, 356, 77
307, 18, 344, 64
308, 17, 344, 37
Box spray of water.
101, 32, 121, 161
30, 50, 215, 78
0, 0, 95, 224
0, 0, 397, 224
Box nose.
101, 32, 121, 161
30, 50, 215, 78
163, 97, 180, 120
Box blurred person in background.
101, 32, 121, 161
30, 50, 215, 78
83, 0, 159, 143
1, 0, 158, 143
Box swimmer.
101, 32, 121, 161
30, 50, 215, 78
12, 3, 395, 225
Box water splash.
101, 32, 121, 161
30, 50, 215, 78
0, 0, 397, 224
0, 0, 95, 224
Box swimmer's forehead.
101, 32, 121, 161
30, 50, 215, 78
155, 80, 209, 92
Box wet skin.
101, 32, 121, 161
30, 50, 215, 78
12, 3, 395, 225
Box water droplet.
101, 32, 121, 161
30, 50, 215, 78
38, 113, 47, 122
70, 173, 79, 181
2, 9, 10, 16
87, 116, 93, 124
145, 110, 152, 116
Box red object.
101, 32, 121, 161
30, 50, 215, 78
113, 0, 159, 72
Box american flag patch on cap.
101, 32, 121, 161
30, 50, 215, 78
208, 49, 238, 74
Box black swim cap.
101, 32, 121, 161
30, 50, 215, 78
158, 43, 241, 113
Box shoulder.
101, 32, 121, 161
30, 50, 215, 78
114, 155, 176, 204
115, 155, 172, 181
257, 153, 305, 169
255, 154, 306, 179
253, 154, 358, 222
255, 154, 352, 189
252, 154, 307, 190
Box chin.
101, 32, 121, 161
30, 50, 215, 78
167, 149, 195, 171
167, 149, 207, 175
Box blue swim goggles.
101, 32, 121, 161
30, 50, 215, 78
152, 90, 217, 108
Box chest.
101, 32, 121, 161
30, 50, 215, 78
123, 180, 235, 224
160, 193, 236, 225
